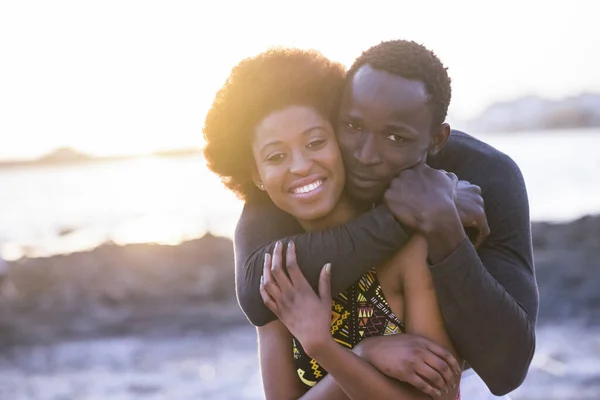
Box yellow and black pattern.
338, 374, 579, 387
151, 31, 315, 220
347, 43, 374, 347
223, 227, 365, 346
292, 269, 404, 388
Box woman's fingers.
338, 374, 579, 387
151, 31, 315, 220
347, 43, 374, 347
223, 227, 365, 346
319, 263, 332, 304
285, 241, 301, 282
259, 275, 278, 315
270, 241, 293, 291
286, 241, 311, 289
262, 252, 282, 303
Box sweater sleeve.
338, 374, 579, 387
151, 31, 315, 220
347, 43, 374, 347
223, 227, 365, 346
234, 201, 410, 326
428, 152, 538, 395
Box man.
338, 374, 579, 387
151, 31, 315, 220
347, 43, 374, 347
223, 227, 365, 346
234, 40, 538, 397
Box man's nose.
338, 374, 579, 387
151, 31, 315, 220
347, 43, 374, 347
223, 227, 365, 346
354, 133, 382, 166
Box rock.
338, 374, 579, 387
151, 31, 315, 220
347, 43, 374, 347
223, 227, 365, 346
532, 215, 600, 324
2, 215, 600, 346
0, 234, 239, 346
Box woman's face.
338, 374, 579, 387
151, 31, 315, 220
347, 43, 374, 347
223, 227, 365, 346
252, 105, 346, 223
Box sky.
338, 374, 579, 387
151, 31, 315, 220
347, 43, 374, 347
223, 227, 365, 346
1, 0, 599, 160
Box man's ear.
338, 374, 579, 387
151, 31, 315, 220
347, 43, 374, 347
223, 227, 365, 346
429, 123, 451, 156
252, 170, 265, 191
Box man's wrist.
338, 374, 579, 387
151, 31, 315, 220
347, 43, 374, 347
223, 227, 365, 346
382, 204, 416, 236
423, 207, 466, 265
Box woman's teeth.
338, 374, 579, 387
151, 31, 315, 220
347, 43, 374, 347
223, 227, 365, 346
292, 180, 323, 194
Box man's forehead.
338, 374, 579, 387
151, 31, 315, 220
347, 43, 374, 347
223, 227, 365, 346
347, 64, 429, 107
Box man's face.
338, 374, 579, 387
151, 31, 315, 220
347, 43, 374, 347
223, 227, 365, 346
337, 64, 439, 204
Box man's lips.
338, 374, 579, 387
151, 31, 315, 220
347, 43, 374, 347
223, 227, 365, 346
347, 172, 385, 188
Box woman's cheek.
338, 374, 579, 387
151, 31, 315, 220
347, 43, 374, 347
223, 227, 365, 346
260, 166, 285, 192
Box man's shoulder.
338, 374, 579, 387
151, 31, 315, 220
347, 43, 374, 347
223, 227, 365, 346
430, 129, 523, 185
433, 130, 518, 169
445, 130, 506, 159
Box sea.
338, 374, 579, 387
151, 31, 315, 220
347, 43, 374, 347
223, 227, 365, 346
1, 128, 599, 260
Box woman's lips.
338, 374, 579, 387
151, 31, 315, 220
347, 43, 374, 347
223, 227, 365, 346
290, 179, 324, 194
288, 178, 327, 201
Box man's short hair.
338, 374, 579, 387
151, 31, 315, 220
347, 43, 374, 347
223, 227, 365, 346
347, 40, 452, 128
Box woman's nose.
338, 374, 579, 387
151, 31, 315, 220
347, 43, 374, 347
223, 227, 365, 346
289, 152, 312, 176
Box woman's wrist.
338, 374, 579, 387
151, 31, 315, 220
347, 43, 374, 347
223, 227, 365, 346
303, 333, 336, 360
351, 337, 374, 360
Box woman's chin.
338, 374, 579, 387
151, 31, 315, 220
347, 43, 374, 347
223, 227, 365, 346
292, 203, 336, 224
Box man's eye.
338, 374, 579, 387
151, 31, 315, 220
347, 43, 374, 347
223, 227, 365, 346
386, 134, 404, 142
347, 122, 362, 131
266, 153, 285, 163
307, 139, 325, 149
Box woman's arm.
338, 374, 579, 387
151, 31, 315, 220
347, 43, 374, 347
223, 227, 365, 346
257, 320, 306, 400
307, 339, 431, 400
260, 241, 434, 400
396, 235, 461, 399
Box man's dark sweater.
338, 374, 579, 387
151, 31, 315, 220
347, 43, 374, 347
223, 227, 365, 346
233, 130, 539, 395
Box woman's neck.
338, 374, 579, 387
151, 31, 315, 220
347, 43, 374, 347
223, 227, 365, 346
297, 196, 361, 232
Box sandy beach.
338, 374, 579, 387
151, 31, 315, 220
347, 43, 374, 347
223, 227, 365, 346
1, 322, 599, 400
2, 216, 600, 399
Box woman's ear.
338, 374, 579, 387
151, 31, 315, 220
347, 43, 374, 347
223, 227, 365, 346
252, 170, 265, 191
428, 123, 451, 156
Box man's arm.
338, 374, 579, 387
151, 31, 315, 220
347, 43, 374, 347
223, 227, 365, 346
234, 201, 409, 326
428, 153, 538, 395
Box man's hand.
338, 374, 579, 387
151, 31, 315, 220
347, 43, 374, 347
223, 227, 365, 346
455, 180, 490, 249
354, 334, 462, 397
383, 164, 465, 263
383, 164, 458, 233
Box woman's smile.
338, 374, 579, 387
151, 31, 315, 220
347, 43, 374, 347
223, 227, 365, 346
288, 176, 327, 200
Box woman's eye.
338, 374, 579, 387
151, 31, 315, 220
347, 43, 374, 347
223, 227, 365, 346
266, 153, 285, 163
307, 139, 325, 149
386, 134, 404, 142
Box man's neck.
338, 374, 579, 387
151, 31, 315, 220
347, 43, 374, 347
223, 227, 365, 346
298, 196, 361, 232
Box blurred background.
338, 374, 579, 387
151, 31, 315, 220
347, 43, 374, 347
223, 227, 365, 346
0, 1, 599, 399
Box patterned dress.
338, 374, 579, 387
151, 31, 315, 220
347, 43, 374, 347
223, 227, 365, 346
292, 268, 462, 399
292, 269, 404, 387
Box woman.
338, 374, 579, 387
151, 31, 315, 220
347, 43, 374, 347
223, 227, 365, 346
203, 48, 461, 399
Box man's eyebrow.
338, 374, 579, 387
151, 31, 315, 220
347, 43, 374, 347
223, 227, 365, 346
384, 122, 419, 137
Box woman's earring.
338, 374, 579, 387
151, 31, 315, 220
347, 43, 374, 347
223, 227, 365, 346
258, 183, 265, 190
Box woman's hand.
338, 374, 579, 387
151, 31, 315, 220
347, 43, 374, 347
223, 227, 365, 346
354, 334, 461, 397
260, 240, 333, 357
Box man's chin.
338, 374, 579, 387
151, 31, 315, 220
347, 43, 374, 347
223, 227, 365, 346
345, 185, 384, 206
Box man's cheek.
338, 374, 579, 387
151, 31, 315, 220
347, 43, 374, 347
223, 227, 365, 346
337, 138, 350, 153
336, 132, 355, 154
392, 152, 424, 172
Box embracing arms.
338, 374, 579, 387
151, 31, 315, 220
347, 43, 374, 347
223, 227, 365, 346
235, 202, 409, 326
381, 155, 537, 395
258, 242, 447, 400
236, 152, 537, 395
257, 320, 431, 400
